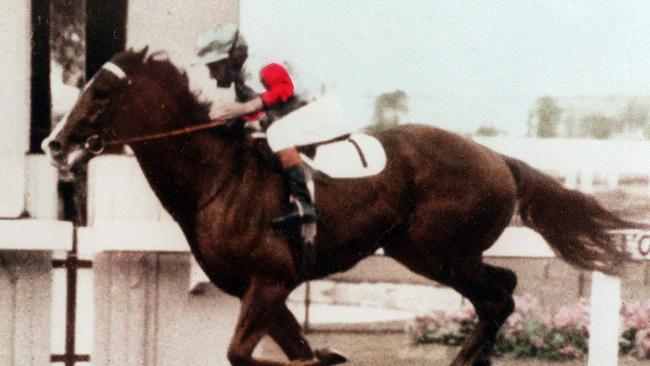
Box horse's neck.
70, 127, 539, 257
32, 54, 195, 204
129, 130, 242, 223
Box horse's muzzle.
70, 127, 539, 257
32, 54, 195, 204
41, 137, 90, 181
42, 138, 67, 165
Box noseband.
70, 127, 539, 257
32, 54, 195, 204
83, 62, 227, 155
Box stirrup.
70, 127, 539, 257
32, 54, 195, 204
271, 200, 318, 226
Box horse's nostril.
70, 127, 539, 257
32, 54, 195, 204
48, 140, 63, 153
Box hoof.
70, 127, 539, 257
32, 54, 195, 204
315, 348, 347, 365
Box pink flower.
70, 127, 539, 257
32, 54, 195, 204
514, 294, 540, 317
552, 300, 590, 332
559, 345, 582, 358
505, 312, 525, 332
635, 328, 650, 356
449, 306, 477, 323
622, 301, 650, 330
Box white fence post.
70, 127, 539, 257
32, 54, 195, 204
588, 271, 621, 366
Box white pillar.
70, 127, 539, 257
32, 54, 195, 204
0, 1, 30, 217
588, 271, 621, 366
25, 155, 59, 219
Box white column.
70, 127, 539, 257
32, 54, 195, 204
0, 0, 30, 217
25, 155, 59, 219
588, 271, 621, 366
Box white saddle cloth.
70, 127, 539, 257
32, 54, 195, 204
300, 133, 387, 179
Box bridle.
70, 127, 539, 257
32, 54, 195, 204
83, 118, 227, 155
83, 61, 227, 155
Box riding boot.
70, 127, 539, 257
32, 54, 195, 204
271, 165, 318, 226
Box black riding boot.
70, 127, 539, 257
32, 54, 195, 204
272, 166, 318, 225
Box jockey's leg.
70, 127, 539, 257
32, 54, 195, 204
271, 147, 318, 225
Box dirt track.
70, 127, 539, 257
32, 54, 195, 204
257, 331, 647, 366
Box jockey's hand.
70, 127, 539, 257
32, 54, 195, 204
211, 97, 264, 120
223, 117, 246, 135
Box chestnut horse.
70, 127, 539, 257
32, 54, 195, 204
43, 48, 635, 366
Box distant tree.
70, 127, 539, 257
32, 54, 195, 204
369, 90, 409, 132
51, 0, 85, 86
580, 113, 618, 139
475, 125, 501, 137
562, 112, 578, 138
528, 96, 562, 138
619, 100, 649, 132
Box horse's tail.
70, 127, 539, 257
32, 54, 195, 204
503, 155, 637, 275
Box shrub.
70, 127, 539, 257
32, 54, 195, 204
409, 295, 650, 360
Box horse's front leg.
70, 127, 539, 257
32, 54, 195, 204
267, 304, 347, 366
227, 276, 319, 366
267, 304, 315, 360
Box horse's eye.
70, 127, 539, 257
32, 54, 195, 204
93, 88, 109, 100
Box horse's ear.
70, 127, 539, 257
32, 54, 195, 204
136, 46, 149, 61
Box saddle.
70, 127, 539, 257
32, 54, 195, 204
245, 121, 387, 180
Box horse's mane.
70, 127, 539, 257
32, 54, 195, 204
114, 48, 213, 125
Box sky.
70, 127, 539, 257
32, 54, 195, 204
241, 0, 650, 136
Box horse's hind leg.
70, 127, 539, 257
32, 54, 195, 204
448, 263, 517, 366
438, 261, 516, 366
227, 277, 318, 366
386, 244, 516, 366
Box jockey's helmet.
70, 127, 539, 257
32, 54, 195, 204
196, 23, 248, 65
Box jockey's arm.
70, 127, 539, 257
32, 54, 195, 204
210, 63, 294, 122
210, 97, 264, 120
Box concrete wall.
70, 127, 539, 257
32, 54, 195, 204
0, 252, 53, 366
93, 252, 239, 366
0, 221, 73, 365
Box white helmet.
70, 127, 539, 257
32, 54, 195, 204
196, 23, 248, 65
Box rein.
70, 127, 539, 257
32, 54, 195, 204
85, 118, 227, 154
84, 61, 229, 154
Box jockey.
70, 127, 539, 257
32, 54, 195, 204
196, 23, 346, 226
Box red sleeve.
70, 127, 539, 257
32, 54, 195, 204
259, 63, 294, 108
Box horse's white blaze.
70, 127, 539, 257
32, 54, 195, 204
41, 111, 70, 155
81, 74, 97, 93
102, 62, 127, 80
